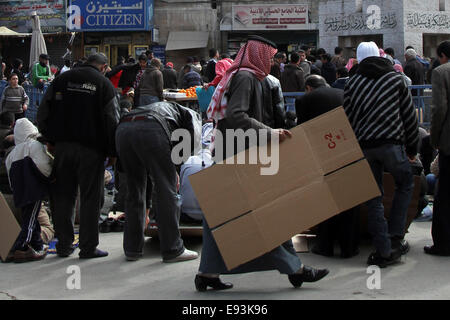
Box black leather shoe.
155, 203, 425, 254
424, 245, 450, 256
194, 275, 233, 292
367, 250, 401, 268
392, 238, 410, 255
288, 266, 329, 288
79, 248, 109, 259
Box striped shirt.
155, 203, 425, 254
0, 85, 29, 114
343, 69, 419, 155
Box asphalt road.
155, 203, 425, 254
1, 220, 449, 301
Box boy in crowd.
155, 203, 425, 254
0, 73, 29, 120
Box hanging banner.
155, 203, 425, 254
0, 0, 66, 33
232, 4, 309, 30
68, 0, 154, 31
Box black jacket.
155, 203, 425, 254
281, 64, 305, 92
106, 63, 141, 89
321, 62, 337, 85
37, 64, 120, 157
162, 67, 178, 89
205, 59, 217, 82
296, 87, 344, 124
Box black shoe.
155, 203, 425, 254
288, 266, 329, 288
424, 245, 450, 256
392, 239, 410, 255
79, 248, 109, 259
367, 250, 401, 268
194, 275, 233, 292
57, 246, 75, 258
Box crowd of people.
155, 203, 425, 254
0, 37, 449, 293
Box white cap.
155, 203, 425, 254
357, 42, 380, 63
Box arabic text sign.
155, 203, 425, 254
232, 4, 308, 30
68, 0, 153, 31
406, 12, 450, 30
0, 0, 66, 33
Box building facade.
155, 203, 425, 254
319, 0, 450, 62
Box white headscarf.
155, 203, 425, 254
357, 42, 380, 63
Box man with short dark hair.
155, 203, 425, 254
425, 40, 450, 256
37, 53, 120, 259
270, 52, 285, 80
298, 49, 311, 76
384, 47, 401, 65
331, 47, 347, 69
281, 52, 305, 92
321, 53, 337, 85
332, 67, 349, 89
205, 48, 220, 82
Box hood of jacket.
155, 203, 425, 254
144, 66, 160, 75
284, 64, 302, 72
14, 118, 38, 145
357, 56, 395, 80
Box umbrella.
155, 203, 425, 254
29, 11, 48, 68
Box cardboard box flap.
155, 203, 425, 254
301, 107, 364, 174
325, 159, 381, 213
212, 213, 270, 270
188, 164, 252, 228
0, 192, 20, 261
213, 181, 338, 270
234, 126, 321, 209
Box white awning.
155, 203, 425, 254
0, 26, 31, 37
165, 31, 209, 51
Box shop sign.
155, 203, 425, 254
232, 4, 308, 30
68, 0, 154, 31
152, 45, 165, 65
0, 0, 66, 33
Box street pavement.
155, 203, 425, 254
1, 220, 450, 300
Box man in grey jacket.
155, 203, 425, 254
425, 40, 450, 256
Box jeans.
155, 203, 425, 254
363, 144, 414, 257
139, 95, 160, 107
431, 152, 450, 251
115, 118, 184, 260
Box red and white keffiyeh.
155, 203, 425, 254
206, 40, 277, 122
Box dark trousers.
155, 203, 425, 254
116, 119, 184, 260
51, 142, 104, 254
431, 152, 450, 251
13, 200, 43, 251
314, 207, 360, 256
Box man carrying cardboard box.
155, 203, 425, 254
195, 35, 329, 292
344, 42, 419, 267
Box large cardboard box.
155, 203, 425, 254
0, 192, 21, 261
189, 107, 381, 270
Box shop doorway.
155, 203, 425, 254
111, 45, 130, 67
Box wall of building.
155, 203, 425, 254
154, 0, 218, 69
319, 0, 404, 60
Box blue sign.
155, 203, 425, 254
152, 45, 166, 65
68, 0, 154, 31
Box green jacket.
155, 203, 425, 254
32, 62, 51, 86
